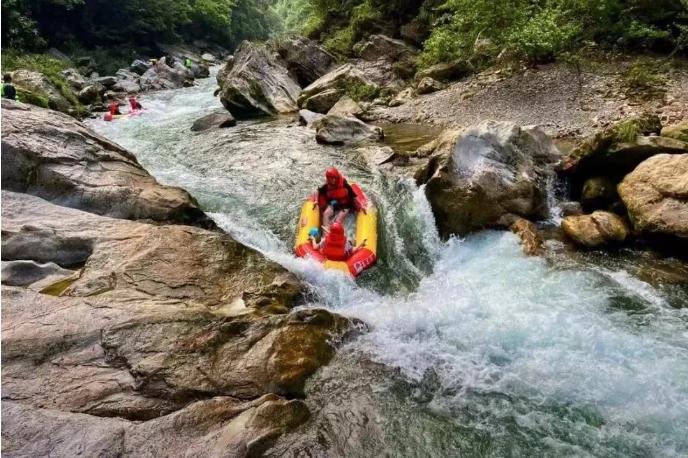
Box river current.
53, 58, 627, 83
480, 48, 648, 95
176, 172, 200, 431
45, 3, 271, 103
89, 70, 688, 457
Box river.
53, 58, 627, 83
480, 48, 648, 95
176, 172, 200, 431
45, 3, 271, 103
88, 71, 688, 457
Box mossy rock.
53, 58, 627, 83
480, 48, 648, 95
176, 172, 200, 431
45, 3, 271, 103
15, 88, 49, 108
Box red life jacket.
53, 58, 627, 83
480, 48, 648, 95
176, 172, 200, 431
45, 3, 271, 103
108, 101, 120, 115
325, 177, 352, 207
320, 223, 348, 261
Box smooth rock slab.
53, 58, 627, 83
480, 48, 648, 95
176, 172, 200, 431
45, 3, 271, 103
315, 115, 383, 145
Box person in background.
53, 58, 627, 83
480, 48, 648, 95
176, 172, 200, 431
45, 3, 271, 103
108, 96, 121, 115
2, 73, 17, 100
129, 95, 143, 111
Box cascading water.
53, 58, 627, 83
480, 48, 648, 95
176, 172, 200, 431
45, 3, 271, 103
89, 70, 688, 457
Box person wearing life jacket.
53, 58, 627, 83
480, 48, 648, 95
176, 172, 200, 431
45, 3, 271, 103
108, 97, 121, 116
2, 74, 17, 100
317, 167, 362, 227
128, 95, 143, 111
317, 222, 352, 261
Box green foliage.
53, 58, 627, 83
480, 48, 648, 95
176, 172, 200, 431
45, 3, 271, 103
621, 59, 667, 97
15, 88, 50, 108
614, 120, 642, 142
342, 80, 378, 101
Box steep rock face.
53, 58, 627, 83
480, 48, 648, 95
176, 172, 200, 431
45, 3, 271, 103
2, 191, 356, 455
422, 121, 561, 237
218, 41, 301, 118
353, 34, 418, 62
618, 154, 688, 240
561, 211, 630, 248
1, 100, 214, 228
271, 36, 336, 86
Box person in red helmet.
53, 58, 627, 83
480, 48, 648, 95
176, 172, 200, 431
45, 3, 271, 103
317, 167, 362, 227
128, 95, 143, 111
107, 96, 121, 116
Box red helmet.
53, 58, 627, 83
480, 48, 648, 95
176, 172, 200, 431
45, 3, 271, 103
325, 167, 341, 180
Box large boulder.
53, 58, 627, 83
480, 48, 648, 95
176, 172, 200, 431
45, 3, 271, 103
353, 34, 418, 62
302, 88, 343, 113
93, 76, 118, 87
1, 100, 214, 228
11, 69, 73, 113
112, 79, 141, 94
298, 64, 378, 109
561, 211, 630, 248
271, 36, 336, 86
77, 83, 106, 104
59, 68, 88, 90
314, 115, 383, 145
618, 154, 688, 240
1, 190, 355, 455
191, 111, 236, 132
415, 59, 472, 83
327, 95, 363, 118
422, 121, 561, 237
130, 59, 152, 75
218, 41, 301, 118
139, 57, 195, 91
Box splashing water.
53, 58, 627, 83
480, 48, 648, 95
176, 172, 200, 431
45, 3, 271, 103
89, 71, 688, 457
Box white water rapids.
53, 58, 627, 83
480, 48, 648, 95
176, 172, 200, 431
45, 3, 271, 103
89, 70, 688, 457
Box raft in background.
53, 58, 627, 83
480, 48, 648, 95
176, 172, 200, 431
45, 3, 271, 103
294, 184, 377, 277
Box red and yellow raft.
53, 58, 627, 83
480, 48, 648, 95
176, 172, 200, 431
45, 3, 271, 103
294, 184, 377, 277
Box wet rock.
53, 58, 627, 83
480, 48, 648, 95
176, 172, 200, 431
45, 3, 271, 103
353, 35, 418, 62
298, 109, 325, 128
271, 36, 336, 86
218, 41, 301, 118
1, 100, 214, 228
661, 121, 688, 142
415, 59, 472, 83
298, 64, 378, 110
11, 69, 73, 113
191, 112, 236, 132
618, 154, 688, 240
581, 176, 618, 211
423, 121, 561, 237
1, 260, 74, 287
77, 83, 105, 104
560, 201, 584, 217
327, 96, 363, 118
510, 217, 544, 256
302, 88, 342, 113
314, 115, 383, 145
561, 211, 630, 248
416, 77, 446, 95
130, 59, 152, 75
115, 68, 139, 81
59, 68, 87, 90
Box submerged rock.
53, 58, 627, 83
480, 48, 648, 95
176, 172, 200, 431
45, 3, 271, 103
422, 121, 561, 237
314, 115, 383, 145
618, 154, 688, 241
561, 211, 630, 248
191, 111, 236, 131
1, 100, 214, 228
